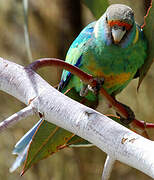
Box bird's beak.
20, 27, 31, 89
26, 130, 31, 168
111, 28, 126, 44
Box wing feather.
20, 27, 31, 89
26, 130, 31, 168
59, 22, 96, 91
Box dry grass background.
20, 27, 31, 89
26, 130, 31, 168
0, 0, 153, 180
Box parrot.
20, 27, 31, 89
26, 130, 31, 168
10, 4, 147, 172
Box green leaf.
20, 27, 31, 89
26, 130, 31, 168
138, 1, 154, 89
22, 120, 93, 174
82, 0, 109, 19
67, 135, 92, 147
22, 120, 73, 174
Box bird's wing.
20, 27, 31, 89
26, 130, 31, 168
133, 25, 148, 80
59, 21, 96, 91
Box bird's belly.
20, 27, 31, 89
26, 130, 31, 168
84, 62, 132, 92
100, 72, 131, 89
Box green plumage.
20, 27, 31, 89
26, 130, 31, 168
60, 4, 147, 103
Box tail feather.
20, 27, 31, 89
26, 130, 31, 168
10, 119, 43, 172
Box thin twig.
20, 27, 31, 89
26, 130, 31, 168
102, 155, 116, 180
27, 58, 94, 83
0, 105, 34, 132
132, 119, 154, 129
141, 0, 153, 29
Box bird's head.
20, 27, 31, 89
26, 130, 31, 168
106, 4, 134, 44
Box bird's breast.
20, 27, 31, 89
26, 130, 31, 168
85, 60, 131, 89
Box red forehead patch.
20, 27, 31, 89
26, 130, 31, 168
108, 20, 132, 30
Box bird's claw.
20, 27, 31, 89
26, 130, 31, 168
80, 77, 104, 97
92, 77, 104, 95
80, 84, 89, 97
116, 103, 135, 125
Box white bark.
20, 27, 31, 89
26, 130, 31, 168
0, 58, 154, 178
102, 156, 116, 180
0, 105, 34, 131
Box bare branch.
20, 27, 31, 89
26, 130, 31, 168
102, 155, 116, 180
0, 58, 154, 178
0, 105, 35, 132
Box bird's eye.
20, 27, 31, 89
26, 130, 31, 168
106, 16, 108, 22
122, 26, 126, 31
113, 25, 118, 30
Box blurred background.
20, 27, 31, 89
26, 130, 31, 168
0, 0, 153, 179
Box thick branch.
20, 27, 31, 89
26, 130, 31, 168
0, 58, 154, 178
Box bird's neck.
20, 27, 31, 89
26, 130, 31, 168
120, 24, 138, 48
94, 14, 112, 46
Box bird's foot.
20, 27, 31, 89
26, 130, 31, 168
116, 102, 135, 125
91, 77, 105, 95
80, 77, 104, 97
80, 84, 89, 97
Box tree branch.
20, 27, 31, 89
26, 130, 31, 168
27, 58, 154, 129
102, 155, 116, 180
0, 105, 34, 132
27, 58, 133, 119
0, 58, 154, 178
